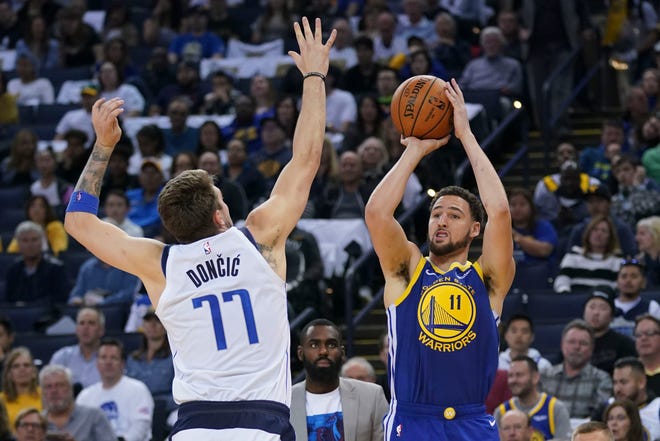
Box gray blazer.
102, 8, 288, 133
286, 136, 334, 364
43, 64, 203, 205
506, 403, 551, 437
290, 377, 389, 441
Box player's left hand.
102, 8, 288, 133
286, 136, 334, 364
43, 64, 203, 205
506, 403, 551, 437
92, 97, 124, 148
400, 134, 450, 156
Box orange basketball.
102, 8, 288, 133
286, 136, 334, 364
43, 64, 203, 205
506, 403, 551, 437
390, 75, 453, 139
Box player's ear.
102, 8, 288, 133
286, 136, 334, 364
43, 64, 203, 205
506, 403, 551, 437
296, 345, 303, 361
470, 221, 480, 238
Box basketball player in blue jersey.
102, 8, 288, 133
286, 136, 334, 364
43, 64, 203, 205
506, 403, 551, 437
63, 17, 336, 441
365, 78, 515, 441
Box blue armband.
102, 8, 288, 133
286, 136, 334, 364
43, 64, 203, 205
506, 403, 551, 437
66, 191, 99, 215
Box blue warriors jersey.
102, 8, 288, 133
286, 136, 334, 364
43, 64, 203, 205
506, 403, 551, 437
498, 393, 557, 441
387, 257, 499, 406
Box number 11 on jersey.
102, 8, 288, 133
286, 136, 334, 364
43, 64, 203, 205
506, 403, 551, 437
192, 289, 260, 350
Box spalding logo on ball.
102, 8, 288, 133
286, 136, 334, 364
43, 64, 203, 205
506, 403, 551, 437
391, 75, 453, 139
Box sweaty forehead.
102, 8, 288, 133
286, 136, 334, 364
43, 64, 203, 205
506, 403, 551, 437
432, 195, 467, 211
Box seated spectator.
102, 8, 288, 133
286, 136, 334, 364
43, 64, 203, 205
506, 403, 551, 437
201, 70, 240, 116
509, 187, 558, 277
161, 97, 200, 157
75, 338, 153, 441
611, 154, 660, 230
340, 357, 377, 383
583, 286, 637, 375
4, 222, 66, 304
7, 195, 68, 257
250, 0, 297, 44
50, 307, 105, 389
68, 256, 140, 306
222, 94, 261, 154
498, 313, 552, 373
224, 138, 267, 209
315, 151, 371, 219
14, 15, 59, 70
101, 3, 138, 48
497, 409, 533, 441
309, 137, 340, 212
0, 71, 18, 135
554, 216, 622, 294
53, 6, 101, 68
56, 129, 91, 184
396, 0, 434, 41
0, 348, 41, 428
340, 35, 378, 96
169, 151, 197, 179
534, 160, 597, 236
611, 259, 660, 337
40, 364, 115, 441
0, 399, 12, 440
198, 151, 248, 221
12, 407, 45, 441
567, 185, 637, 262
126, 160, 164, 238
572, 421, 615, 441
634, 314, 660, 396
580, 120, 627, 184
196, 120, 227, 160
398, 47, 448, 82
250, 117, 292, 193
6, 52, 53, 105
635, 216, 660, 287
96, 61, 144, 117
30, 147, 73, 218
152, 60, 209, 116
357, 137, 389, 193
591, 357, 660, 440
167, 5, 224, 65
342, 94, 386, 152
604, 399, 646, 441
127, 124, 172, 180
0, 129, 39, 187
101, 189, 143, 237
494, 356, 572, 441
540, 320, 612, 420
273, 94, 299, 142
249, 74, 276, 122
143, 0, 182, 49
100, 142, 138, 201
125, 311, 174, 409
54, 84, 96, 148
372, 10, 407, 66
328, 17, 358, 69
0, 317, 15, 380
375, 66, 400, 115
325, 65, 358, 135
459, 26, 523, 113
430, 12, 471, 79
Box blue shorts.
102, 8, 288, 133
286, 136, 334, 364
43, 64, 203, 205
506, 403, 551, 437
384, 401, 499, 441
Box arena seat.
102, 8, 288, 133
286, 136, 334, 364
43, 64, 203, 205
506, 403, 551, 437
13, 333, 78, 365
526, 292, 589, 325
2, 304, 53, 333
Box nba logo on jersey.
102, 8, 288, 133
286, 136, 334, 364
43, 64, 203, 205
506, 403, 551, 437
76, 191, 82, 201
203, 241, 212, 255
396, 424, 402, 437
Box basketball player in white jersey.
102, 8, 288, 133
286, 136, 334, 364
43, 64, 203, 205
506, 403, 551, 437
63, 17, 336, 441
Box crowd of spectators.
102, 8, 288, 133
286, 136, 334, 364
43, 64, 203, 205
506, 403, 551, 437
3, 0, 660, 439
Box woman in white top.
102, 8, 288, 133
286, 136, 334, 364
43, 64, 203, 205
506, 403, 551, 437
7, 52, 54, 105
97, 61, 145, 116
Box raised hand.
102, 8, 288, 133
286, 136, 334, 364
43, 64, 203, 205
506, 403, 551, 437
400, 134, 450, 157
444, 79, 471, 141
287, 17, 337, 77
91, 97, 124, 148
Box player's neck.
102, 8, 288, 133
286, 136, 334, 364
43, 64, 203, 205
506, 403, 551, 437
428, 250, 469, 271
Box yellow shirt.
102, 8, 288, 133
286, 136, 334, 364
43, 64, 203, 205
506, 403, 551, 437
7, 221, 68, 257
0, 389, 42, 431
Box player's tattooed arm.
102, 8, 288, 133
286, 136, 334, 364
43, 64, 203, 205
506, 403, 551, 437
257, 242, 278, 272
74, 146, 113, 196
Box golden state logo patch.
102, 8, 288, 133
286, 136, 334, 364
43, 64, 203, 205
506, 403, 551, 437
417, 280, 477, 352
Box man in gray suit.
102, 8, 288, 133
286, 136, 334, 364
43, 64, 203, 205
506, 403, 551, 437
291, 318, 389, 441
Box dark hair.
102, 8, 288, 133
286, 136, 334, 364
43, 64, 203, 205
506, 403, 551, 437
63, 128, 89, 144
131, 323, 171, 361
634, 313, 660, 332
299, 318, 342, 344
197, 120, 226, 154
581, 215, 620, 256
158, 169, 221, 243
430, 185, 485, 225
136, 124, 165, 155
14, 407, 46, 431
26, 194, 58, 225
354, 35, 374, 51
613, 356, 645, 375
510, 355, 539, 373
210, 70, 234, 85
612, 153, 639, 170
104, 189, 130, 207
0, 316, 13, 336
508, 187, 537, 232
99, 337, 126, 361
504, 313, 535, 334
603, 399, 644, 441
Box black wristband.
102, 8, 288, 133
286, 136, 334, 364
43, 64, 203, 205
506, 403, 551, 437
303, 71, 326, 80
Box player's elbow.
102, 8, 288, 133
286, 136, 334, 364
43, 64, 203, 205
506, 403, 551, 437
365, 198, 387, 227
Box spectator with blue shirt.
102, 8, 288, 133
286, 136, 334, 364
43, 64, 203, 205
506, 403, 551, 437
126, 160, 164, 238
167, 5, 225, 65
161, 97, 199, 157
67, 256, 140, 306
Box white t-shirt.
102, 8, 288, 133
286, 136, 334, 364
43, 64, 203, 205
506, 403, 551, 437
326, 88, 357, 133
55, 109, 95, 147
7, 77, 54, 105
30, 180, 61, 208
76, 376, 154, 441
100, 84, 145, 115
305, 388, 344, 440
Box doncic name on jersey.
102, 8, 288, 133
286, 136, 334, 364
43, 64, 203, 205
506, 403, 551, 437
417, 276, 477, 352
185, 241, 241, 287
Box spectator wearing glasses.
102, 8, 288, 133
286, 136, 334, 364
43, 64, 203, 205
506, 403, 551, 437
13, 408, 45, 441
610, 259, 660, 337
634, 314, 660, 396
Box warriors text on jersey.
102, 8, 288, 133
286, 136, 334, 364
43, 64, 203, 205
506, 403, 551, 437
156, 227, 291, 406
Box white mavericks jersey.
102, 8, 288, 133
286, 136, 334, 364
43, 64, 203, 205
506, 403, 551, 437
156, 227, 291, 406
